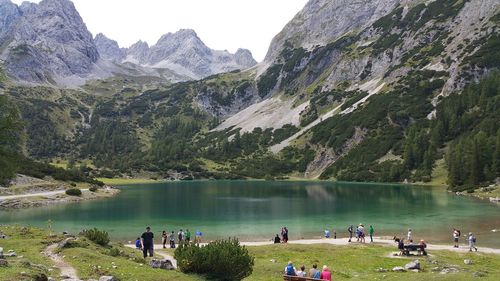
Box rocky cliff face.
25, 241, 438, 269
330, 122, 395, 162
264, 0, 404, 62
94, 33, 126, 62
0, 0, 100, 85
124, 29, 257, 79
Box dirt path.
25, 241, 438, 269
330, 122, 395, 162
43, 243, 79, 280
128, 238, 500, 255
0, 189, 89, 200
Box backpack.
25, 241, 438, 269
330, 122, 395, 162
472, 237, 476, 243
313, 271, 321, 279
286, 265, 295, 276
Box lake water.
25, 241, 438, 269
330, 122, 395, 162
1, 181, 499, 247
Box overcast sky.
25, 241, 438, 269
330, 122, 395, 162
12, 0, 309, 62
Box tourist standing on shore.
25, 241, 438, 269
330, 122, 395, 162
169, 231, 176, 248
407, 229, 413, 242
162, 230, 167, 248
185, 229, 191, 243
453, 228, 461, 248
140, 226, 154, 258
195, 230, 203, 243
359, 224, 365, 243
369, 225, 375, 242
348, 225, 353, 242
468, 232, 477, 252
324, 229, 330, 238
282, 227, 289, 243
178, 229, 184, 245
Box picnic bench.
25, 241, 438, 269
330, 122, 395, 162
283, 275, 325, 281
402, 244, 427, 256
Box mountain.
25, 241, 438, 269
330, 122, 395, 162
94, 33, 126, 62
123, 29, 258, 79
1, 0, 499, 189
0, 0, 256, 86
0, 0, 100, 85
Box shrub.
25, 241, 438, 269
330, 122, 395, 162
108, 247, 120, 257
82, 228, 110, 246
89, 186, 98, 192
175, 238, 254, 281
65, 188, 82, 196
70, 182, 77, 187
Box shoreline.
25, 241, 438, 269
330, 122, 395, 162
125, 237, 500, 255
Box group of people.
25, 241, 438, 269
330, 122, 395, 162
134, 226, 203, 258
347, 224, 375, 243
273, 227, 289, 243
453, 228, 478, 252
284, 262, 332, 281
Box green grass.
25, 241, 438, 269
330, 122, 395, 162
0, 226, 63, 281
427, 158, 448, 187
245, 243, 500, 281
2, 226, 499, 280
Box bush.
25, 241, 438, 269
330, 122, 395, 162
82, 228, 110, 246
108, 247, 120, 257
89, 186, 98, 192
175, 238, 254, 281
65, 188, 82, 196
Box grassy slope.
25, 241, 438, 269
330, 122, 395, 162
2, 226, 499, 281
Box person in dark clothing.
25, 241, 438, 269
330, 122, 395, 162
141, 226, 154, 258
348, 225, 353, 242
283, 227, 289, 243
162, 230, 167, 249
274, 234, 281, 244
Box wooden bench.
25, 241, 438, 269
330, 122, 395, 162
402, 244, 427, 256
283, 275, 324, 281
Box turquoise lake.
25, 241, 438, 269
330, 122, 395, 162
0, 181, 499, 247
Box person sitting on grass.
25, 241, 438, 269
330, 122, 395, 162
135, 237, 141, 249
320, 265, 332, 281
274, 234, 281, 244
284, 261, 296, 276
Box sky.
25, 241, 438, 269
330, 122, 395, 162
12, 0, 309, 62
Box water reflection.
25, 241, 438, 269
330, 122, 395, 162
0, 181, 498, 246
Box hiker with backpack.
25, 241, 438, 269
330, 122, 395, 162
284, 261, 297, 276
468, 232, 478, 252
453, 228, 461, 248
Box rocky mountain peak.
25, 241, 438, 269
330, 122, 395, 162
264, 0, 403, 62
94, 33, 126, 62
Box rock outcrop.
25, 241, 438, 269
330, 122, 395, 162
94, 33, 126, 62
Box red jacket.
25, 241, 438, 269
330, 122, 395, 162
320, 269, 332, 281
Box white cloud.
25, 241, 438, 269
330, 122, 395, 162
12, 0, 308, 62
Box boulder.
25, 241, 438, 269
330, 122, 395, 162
0, 259, 8, 267
464, 259, 473, 265
150, 259, 175, 270
99, 276, 116, 281
5, 251, 16, 257
58, 237, 76, 249
405, 260, 420, 270
392, 266, 406, 272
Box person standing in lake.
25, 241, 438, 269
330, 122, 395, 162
348, 225, 353, 242
369, 225, 375, 243
140, 226, 154, 258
